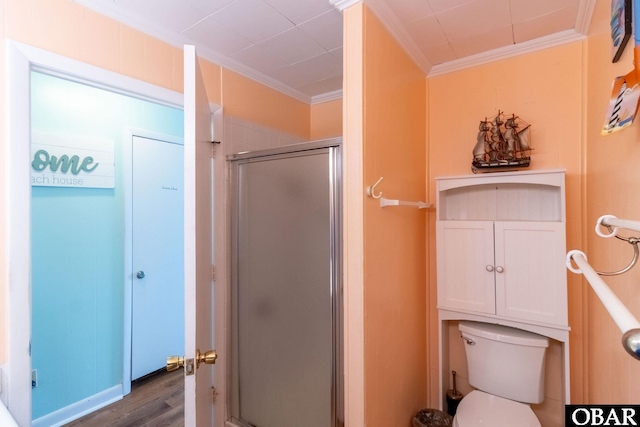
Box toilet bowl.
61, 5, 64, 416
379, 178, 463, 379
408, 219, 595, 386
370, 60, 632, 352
453, 390, 540, 427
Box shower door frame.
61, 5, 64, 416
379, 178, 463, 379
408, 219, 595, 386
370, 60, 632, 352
228, 138, 343, 427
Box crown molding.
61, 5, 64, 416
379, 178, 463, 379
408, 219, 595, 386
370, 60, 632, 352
330, 0, 595, 80
311, 89, 343, 104
575, 0, 598, 35
329, 0, 361, 11
364, 0, 432, 74
428, 29, 587, 77
330, 0, 432, 75
73, 0, 315, 104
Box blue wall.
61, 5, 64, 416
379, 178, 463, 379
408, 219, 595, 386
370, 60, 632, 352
30, 71, 183, 419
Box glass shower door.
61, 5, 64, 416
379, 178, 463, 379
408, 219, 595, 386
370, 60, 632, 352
230, 142, 342, 427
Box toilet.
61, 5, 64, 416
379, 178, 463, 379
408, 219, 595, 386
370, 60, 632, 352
453, 321, 549, 427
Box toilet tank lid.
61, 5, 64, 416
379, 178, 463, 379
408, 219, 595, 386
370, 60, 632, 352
459, 321, 549, 348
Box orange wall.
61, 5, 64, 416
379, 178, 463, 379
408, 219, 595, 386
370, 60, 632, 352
425, 0, 640, 412
0, 0, 330, 365
584, 0, 640, 404
220, 68, 310, 139
362, 6, 428, 426
426, 31, 586, 420
311, 98, 343, 140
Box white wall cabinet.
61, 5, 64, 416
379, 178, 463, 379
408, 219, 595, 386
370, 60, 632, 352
437, 220, 567, 326
435, 169, 570, 409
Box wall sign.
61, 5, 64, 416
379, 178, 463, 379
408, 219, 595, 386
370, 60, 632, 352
31, 132, 115, 188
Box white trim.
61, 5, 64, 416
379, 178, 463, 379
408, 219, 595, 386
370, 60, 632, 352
5, 39, 184, 426
363, 0, 432, 74
123, 128, 184, 397
73, 0, 317, 104
32, 385, 122, 427
74, 0, 595, 101
329, 0, 361, 11
311, 89, 343, 104
576, 0, 598, 35
14, 42, 183, 108
5, 39, 34, 427
332, 0, 594, 79
0, 397, 18, 427
428, 29, 588, 77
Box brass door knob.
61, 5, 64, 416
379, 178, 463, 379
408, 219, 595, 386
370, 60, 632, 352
167, 349, 216, 375
167, 355, 185, 372
196, 349, 217, 368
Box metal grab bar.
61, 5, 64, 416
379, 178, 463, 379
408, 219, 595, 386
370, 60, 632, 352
590, 215, 640, 276
596, 214, 640, 237
566, 250, 640, 360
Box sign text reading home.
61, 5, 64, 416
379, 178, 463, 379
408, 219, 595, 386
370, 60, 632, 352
31, 132, 115, 188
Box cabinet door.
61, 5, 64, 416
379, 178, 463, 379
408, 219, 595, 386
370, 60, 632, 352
436, 221, 495, 314
494, 221, 567, 325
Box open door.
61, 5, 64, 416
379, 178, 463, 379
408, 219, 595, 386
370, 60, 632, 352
180, 44, 216, 426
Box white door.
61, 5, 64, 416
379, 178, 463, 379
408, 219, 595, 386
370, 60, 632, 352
132, 135, 185, 380
183, 45, 216, 426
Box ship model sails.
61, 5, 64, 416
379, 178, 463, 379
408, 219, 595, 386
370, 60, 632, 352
472, 111, 532, 173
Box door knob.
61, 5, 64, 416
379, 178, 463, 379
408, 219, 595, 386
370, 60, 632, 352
196, 349, 218, 368
166, 355, 185, 372
486, 265, 494, 272
495, 266, 504, 273
167, 349, 217, 376
136, 271, 145, 279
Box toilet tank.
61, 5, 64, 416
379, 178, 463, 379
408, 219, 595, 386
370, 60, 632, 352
459, 321, 549, 404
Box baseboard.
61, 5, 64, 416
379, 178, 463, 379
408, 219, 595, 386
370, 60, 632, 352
32, 385, 122, 427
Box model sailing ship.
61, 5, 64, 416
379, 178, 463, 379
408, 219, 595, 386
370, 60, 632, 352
472, 111, 532, 173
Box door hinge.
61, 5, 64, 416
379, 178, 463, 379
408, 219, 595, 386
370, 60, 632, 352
211, 265, 216, 281
211, 386, 218, 403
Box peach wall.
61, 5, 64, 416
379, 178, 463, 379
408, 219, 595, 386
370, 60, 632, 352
310, 98, 343, 140
584, 0, 640, 404
0, 0, 323, 367
427, 40, 586, 424
362, 6, 428, 426
220, 69, 310, 139
0, 0, 187, 367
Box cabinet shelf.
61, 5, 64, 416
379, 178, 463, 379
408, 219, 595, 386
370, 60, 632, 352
436, 169, 565, 222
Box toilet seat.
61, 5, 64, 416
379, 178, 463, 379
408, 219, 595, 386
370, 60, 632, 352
453, 390, 541, 427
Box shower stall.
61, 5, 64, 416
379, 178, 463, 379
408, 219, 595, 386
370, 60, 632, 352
229, 138, 343, 427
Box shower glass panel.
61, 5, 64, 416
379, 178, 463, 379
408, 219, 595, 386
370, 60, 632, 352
230, 141, 342, 427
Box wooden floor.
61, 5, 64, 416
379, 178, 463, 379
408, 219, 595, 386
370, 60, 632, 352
64, 369, 184, 427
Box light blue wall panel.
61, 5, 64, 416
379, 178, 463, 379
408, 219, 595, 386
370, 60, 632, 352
30, 71, 183, 419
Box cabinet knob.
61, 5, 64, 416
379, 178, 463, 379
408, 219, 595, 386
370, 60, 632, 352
495, 266, 504, 273
486, 265, 494, 272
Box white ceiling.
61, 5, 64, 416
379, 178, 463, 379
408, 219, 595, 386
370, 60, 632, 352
74, 0, 596, 103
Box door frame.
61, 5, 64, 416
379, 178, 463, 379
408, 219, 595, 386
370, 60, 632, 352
4, 40, 186, 425
123, 128, 184, 395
